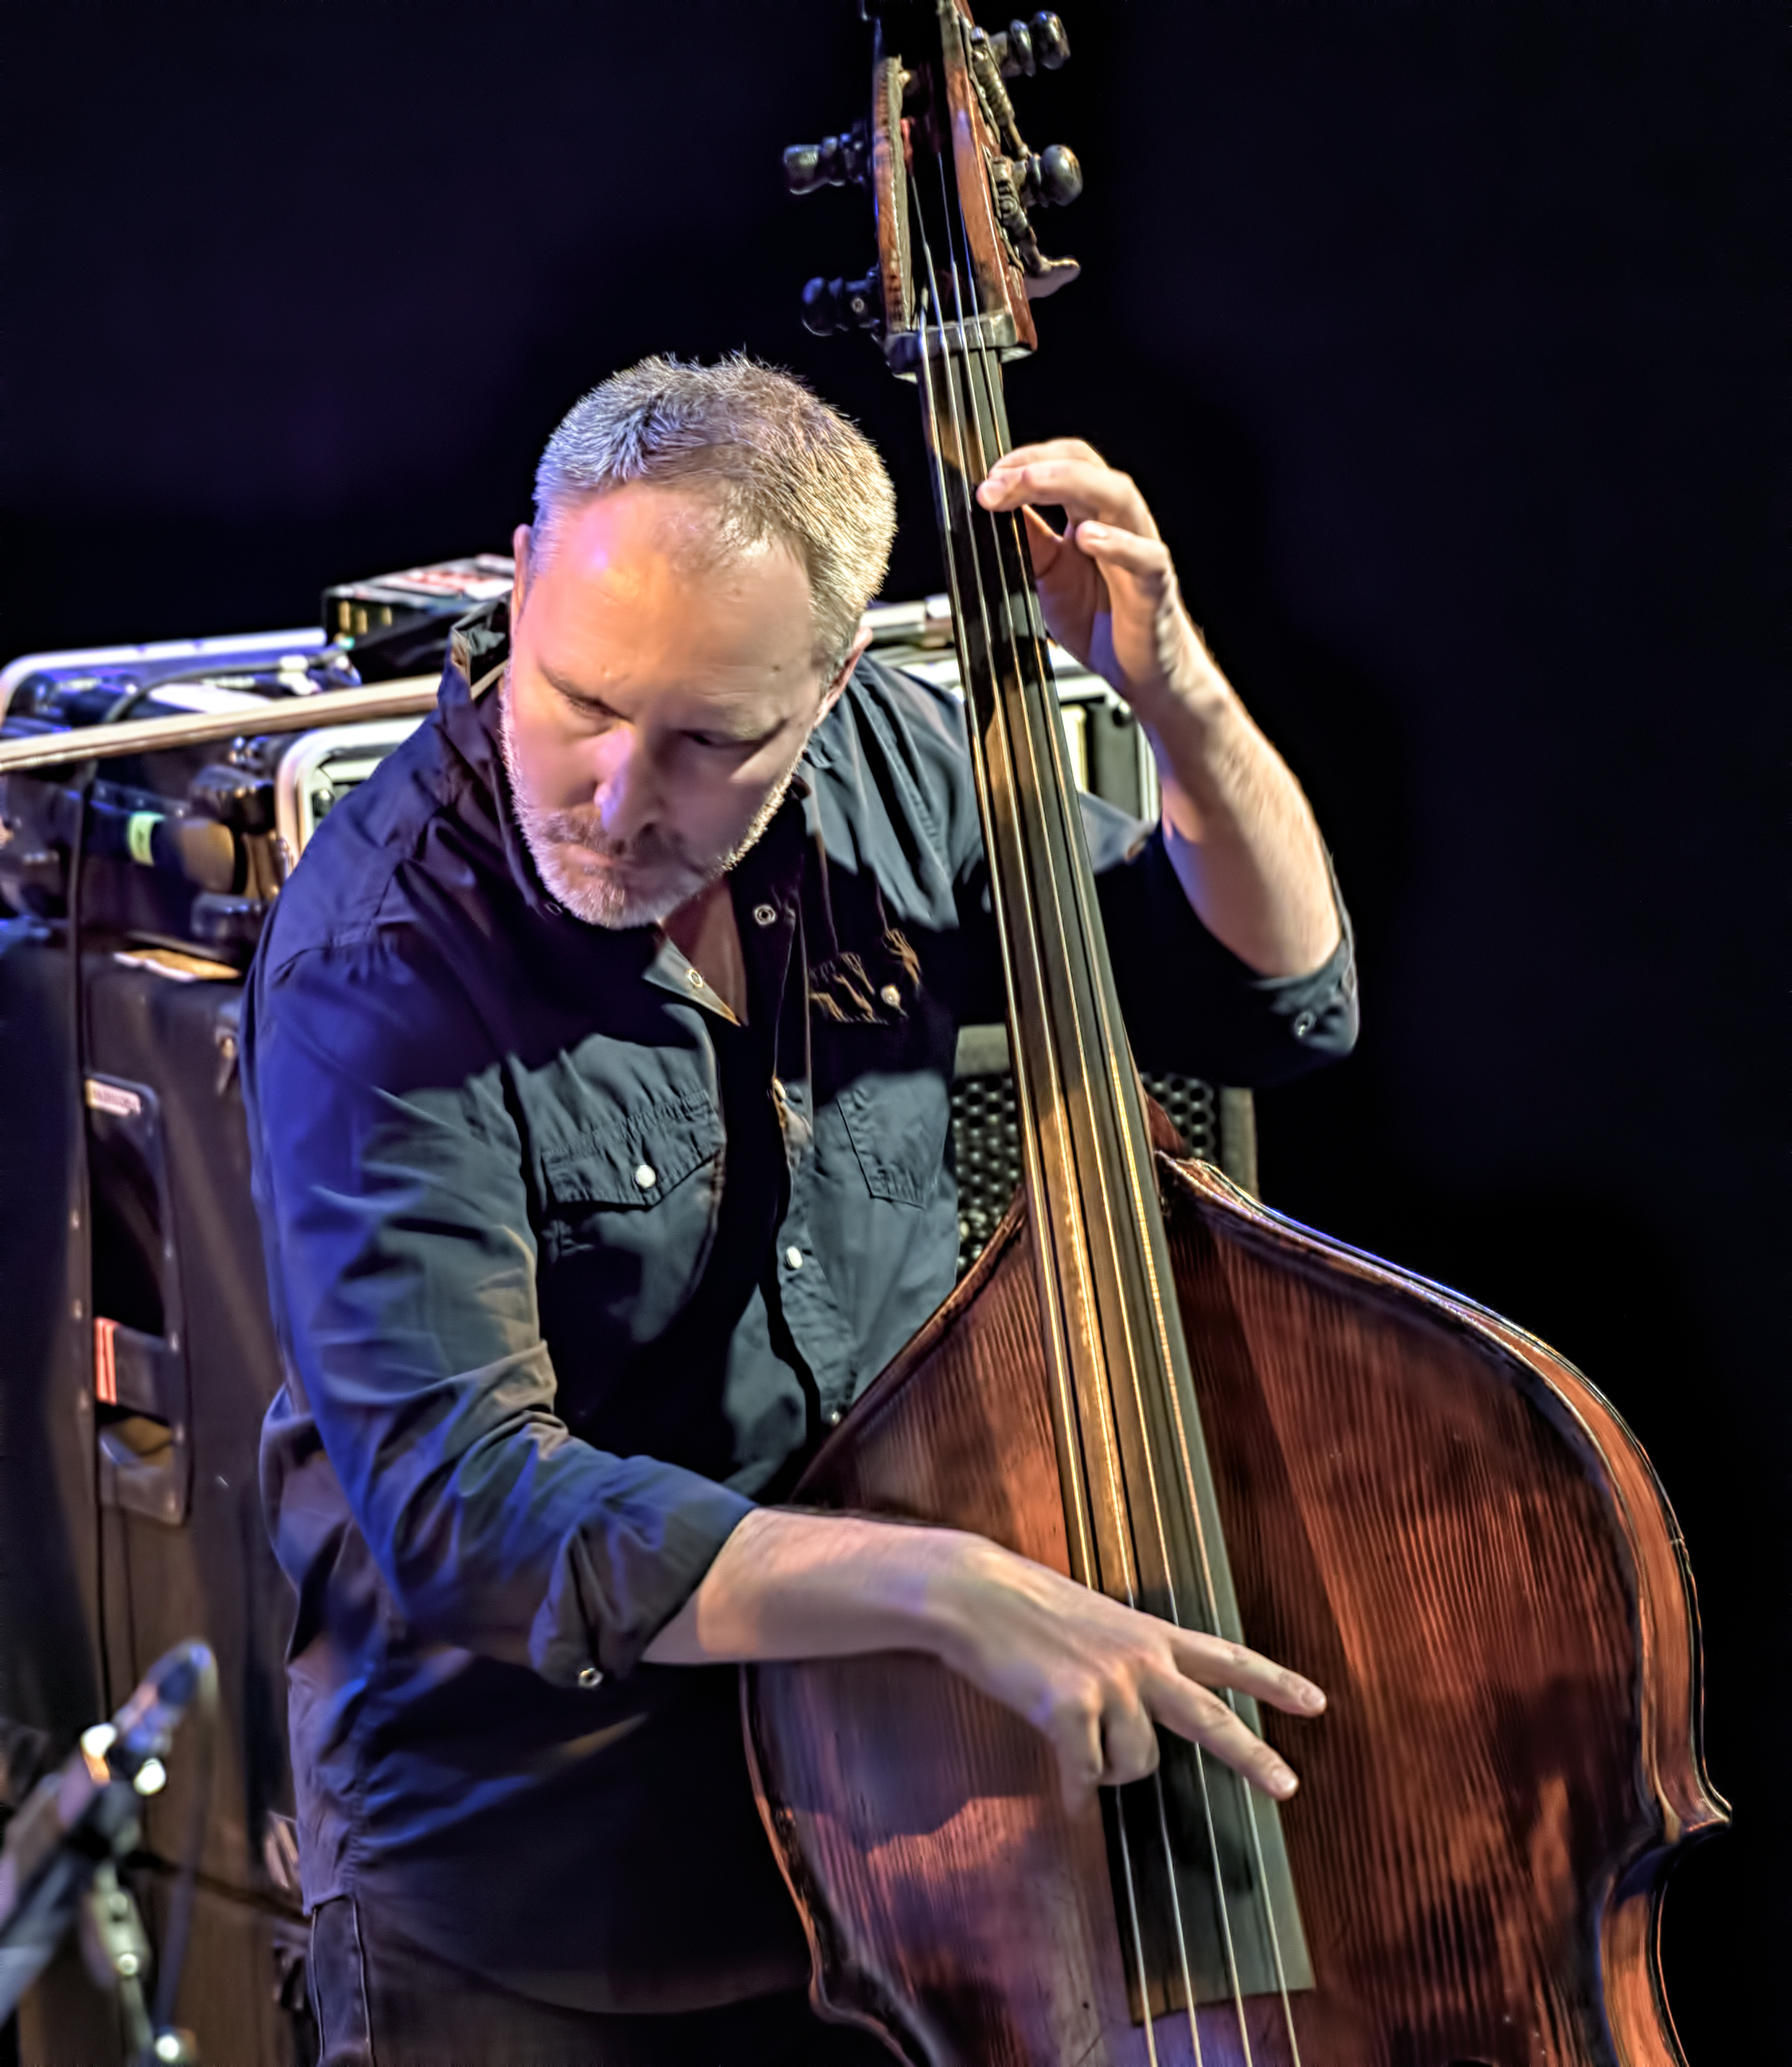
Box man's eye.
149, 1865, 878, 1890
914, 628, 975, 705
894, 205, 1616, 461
555, 688, 613, 725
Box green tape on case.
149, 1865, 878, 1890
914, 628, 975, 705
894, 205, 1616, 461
126, 812, 161, 866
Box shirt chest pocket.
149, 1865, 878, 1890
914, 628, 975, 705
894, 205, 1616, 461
836, 1071, 952, 1207
537, 1098, 725, 1347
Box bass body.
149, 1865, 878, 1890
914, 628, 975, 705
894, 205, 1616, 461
746, 1154, 1722, 2066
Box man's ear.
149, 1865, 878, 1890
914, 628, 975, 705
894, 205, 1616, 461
819, 624, 876, 719
511, 523, 534, 619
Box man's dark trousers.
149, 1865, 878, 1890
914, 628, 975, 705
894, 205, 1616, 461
308, 1896, 895, 2066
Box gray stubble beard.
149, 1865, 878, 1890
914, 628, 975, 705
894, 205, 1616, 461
498, 677, 803, 930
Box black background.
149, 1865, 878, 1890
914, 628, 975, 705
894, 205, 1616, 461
2, 1, 1781, 2055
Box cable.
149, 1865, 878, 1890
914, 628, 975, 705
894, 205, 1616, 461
151, 1649, 217, 2036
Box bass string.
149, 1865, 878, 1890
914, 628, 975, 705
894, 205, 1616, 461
904, 210, 1097, 1611
929, 175, 1193, 1675
928, 176, 1144, 1611
917, 182, 1118, 1630
924, 176, 1208, 2067
904, 193, 1093, 1598
932, 195, 1237, 2067
946, 219, 1306, 2067
943, 238, 1300, 2067
909, 187, 1168, 2067
922, 158, 1256, 2064
905, 189, 1087, 1471
935, 143, 1304, 2067
931, 200, 1263, 2067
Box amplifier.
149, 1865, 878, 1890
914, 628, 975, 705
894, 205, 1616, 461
0, 556, 513, 966
321, 553, 514, 674
0, 923, 313, 2067
0, 633, 354, 964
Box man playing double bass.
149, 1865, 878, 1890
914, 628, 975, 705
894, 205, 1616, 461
245, 356, 1357, 2064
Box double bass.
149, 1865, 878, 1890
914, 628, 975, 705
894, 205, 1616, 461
746, 6, 1725, 2060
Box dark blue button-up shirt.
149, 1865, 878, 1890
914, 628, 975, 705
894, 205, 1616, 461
245, 605, 1357, 2013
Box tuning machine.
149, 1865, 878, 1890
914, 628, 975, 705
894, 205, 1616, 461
787, 7, 1082, 344
783, 98, 881, 336
964, 14, 1082, 300
783, 120, 870, 196
1013, 143, 1082, 211
800, 270, 883, 338
783, 95, 883, 332
989, 11, 1071, 79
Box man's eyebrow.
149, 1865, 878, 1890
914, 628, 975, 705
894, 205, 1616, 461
539, 661, 620, 716
690, 710, 783, 744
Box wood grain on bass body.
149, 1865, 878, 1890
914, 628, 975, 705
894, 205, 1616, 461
746, 1154, 1725, 2067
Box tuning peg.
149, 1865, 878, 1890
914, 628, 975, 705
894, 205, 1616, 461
990, 12, 1071, 79
1016, 143, 1082, 210
783, 124, 868, 196
800, 271, 882, 337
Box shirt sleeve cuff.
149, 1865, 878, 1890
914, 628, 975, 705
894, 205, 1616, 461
528, 1466, 757, 1688
1228, 877, 1360, 1084
1114, 827, 1361, 1086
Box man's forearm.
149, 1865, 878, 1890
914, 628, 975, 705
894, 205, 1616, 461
1144, 652, 1341, 979
643, 1506, 977, 1668
642, 1504, 1325, 1808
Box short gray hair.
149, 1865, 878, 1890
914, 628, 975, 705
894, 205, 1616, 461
531, 355, 897, 671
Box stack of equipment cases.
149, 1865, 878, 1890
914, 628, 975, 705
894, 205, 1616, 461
0, 563, 508, 2066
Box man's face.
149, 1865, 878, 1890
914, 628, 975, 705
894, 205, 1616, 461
502, 484, 848, 929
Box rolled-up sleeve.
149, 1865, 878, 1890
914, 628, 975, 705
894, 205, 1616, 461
1082, 800, 1360, 1086
244, 932, 751, 1687
944, 760, 1359, 1086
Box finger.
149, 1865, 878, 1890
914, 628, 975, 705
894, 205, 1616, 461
976, 460, 1158, 537
1146, 1670, 1302, 1800
976, 457, 1133, 516
1167, 1629, 1327, 1719
1069, 521, 1176, 594
1048, 1696, 1107, 1814
986, 436, 1107, 474
1018, 502, 1069, 565
1096, 1688, 1161, 1790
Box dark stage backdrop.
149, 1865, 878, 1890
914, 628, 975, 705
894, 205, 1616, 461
3, 1, 1781, 2054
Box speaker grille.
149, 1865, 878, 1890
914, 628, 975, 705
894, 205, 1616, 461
949, 1069, 1220, 1279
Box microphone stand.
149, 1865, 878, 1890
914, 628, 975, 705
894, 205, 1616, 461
0, 1643, 215, 2065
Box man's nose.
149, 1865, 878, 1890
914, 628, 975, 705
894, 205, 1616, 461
592, 726, 661, 844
